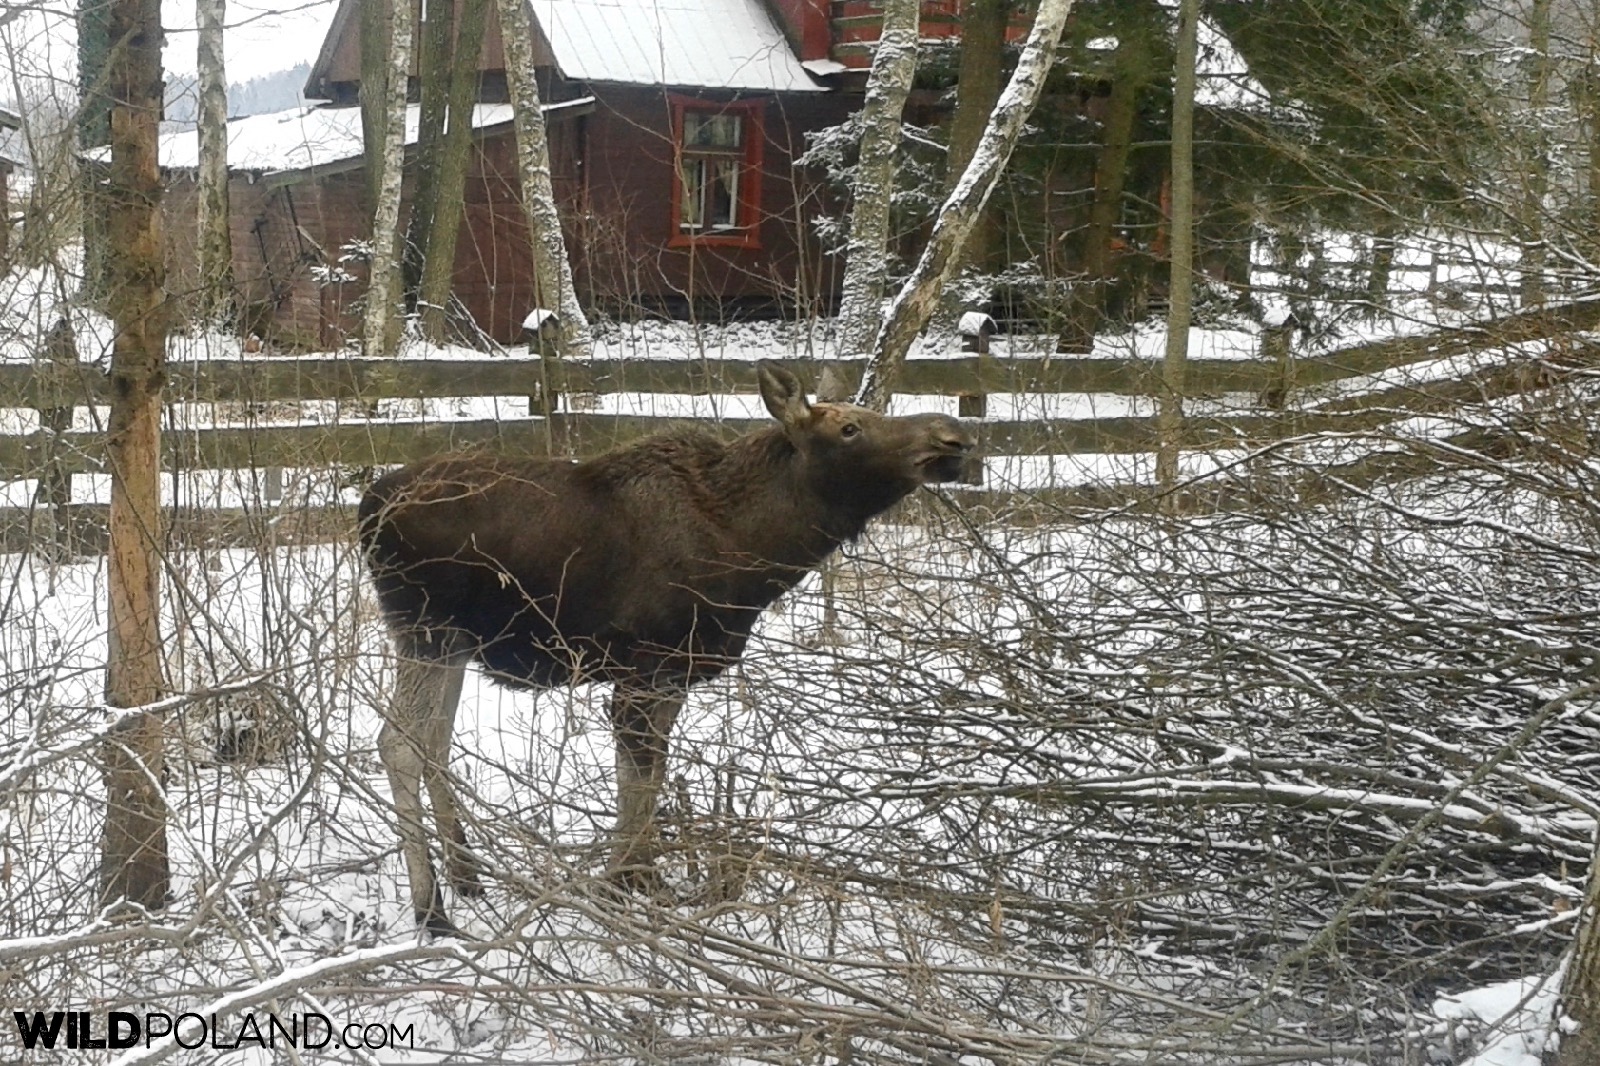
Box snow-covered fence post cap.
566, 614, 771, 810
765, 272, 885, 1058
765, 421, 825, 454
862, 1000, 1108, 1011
1258, 305, 1301, 411
522, 308, 561, 357
959, 311, 997, 354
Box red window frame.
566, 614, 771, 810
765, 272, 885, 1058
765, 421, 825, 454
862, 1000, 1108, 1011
669, 95, 764, 250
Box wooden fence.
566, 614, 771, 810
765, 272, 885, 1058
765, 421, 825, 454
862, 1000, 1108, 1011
2, 295, 1597, 551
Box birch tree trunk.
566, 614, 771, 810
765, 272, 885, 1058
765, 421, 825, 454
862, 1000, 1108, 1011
854, 0, 1075, 410
1520, 0, 1552, 308
359, 0, 391, 217
362, 0, 414, 357
195, 0, 233, 328
1561, 843, 1600, 1064
497, 0, 590, 358
1155, 0, 1198, 490
417, 0, 491, 343
100, 0, 169, 911
835, 0, 918, 356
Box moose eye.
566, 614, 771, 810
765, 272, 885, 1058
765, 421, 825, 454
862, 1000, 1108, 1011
839, 422, 861, 439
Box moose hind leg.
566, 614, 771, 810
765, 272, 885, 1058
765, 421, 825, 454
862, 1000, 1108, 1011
380, 648, 463, 936
420, 659, 485, 895
606, 687, 685, 886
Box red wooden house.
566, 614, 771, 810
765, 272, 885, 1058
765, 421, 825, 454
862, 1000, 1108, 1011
146, 0, 1265, 347
152, 0, 869, 347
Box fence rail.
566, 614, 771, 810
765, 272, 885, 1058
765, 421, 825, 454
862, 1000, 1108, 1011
2, 296, 1597, 550
1, 409, 1443, 478
6, 291, 1597, 410
0, 352, 1350, 409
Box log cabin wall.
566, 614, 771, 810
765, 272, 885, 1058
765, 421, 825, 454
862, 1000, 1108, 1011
573, 85, 849, 320
162, 172, 323, 344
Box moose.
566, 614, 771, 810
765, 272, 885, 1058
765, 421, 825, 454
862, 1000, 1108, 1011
358, 361, 975, 934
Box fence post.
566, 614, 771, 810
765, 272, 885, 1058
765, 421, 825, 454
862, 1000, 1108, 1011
526, 310, 565, 456
246, 335, 285, 507
262, 465, 284, 503
33, 317, 78, 557
1259, 315, 1297, 411
957, 311, 994, 485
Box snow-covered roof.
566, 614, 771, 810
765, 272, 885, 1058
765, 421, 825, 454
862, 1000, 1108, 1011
528, 0, 823, 93
176, 104, 511, 173
1086, 10, 1271, 112
0, 128, 24, 171
88, 100, 586, 176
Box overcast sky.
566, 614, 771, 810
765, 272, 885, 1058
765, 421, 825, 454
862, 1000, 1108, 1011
3, 0, 340, 105
162, 0, 340, 82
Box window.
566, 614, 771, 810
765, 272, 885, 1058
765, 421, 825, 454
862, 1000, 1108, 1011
671, 98, 763, 248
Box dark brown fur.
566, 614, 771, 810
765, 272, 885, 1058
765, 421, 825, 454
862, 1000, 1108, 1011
359, 362, 973, 933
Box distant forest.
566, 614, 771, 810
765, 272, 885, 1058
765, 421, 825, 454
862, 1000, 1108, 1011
162, 61, 311, 130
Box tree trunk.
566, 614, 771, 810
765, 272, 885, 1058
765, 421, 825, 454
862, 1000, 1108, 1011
100, 0, 169, 912
947, 0, 1007, 182
1068, 32, 1146, 345
196, 0, 233, 328
78, 0, 114, 302
836, 0, 919, 356
359, 0, 392, 217
402, 0, 454, 312
497, 0, 591, 359
1155, 0, 1197, 490
1587, 68, 1600, 270
362, 0, 414, 357
1520, 0, 1551, 308
1587, 19, 1600, 274
938, 0, 1007, 317
854, 0, 1076, 410
417, 0, 491, 343
1365, 227, 1396, 309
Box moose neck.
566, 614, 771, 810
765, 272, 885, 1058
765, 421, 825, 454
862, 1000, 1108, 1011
716, 427, 892, 575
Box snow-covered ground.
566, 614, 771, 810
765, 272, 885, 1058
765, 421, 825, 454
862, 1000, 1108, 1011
4, 237, 1598, 1061
5, 457, 1596, 1061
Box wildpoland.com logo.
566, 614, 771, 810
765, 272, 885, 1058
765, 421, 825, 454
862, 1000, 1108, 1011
11, 1010, 416, 1053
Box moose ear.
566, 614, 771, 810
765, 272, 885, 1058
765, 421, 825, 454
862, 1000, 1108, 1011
756, 361, 811, 428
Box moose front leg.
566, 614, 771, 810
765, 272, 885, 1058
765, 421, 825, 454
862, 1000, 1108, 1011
606, 687, 684, 886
